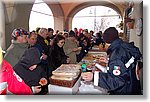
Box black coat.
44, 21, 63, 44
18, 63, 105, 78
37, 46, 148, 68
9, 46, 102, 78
51, 44, 68, 70
98, 38, 142, 95
35, 35, 49, 77
13, 48, 47, 87
77, 40, 88, 62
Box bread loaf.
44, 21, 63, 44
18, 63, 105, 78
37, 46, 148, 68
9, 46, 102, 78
51, 64, 81, 80
51, 75, 77, 81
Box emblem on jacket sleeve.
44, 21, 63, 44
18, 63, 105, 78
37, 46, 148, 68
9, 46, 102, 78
113, 66, 121, 76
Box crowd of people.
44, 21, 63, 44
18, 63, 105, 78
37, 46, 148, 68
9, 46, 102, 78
0, 27, 142, 95
1, 27, 105, 94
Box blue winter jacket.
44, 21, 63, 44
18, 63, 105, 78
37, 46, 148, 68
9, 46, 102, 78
98, 38, 142, 95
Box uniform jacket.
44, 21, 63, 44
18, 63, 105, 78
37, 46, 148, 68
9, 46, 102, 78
0, 60, 32, 95
98, 38, 142, 95
4, 40, 29, 67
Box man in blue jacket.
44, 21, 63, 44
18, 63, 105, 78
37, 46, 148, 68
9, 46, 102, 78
81, 27, 142, 95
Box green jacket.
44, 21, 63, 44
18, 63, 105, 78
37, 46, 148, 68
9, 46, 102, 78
63, 38, 80, 64
4, 40, 29, 67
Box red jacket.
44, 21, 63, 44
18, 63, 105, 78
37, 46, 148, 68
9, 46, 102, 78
0, 60, 32, 95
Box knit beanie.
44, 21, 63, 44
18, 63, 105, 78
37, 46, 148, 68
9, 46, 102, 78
103, 27, 119, 44
69, 30, 75, 37
11, 28, 29, 39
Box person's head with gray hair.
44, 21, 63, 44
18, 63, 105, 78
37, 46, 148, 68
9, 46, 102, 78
39, 28, 48, 39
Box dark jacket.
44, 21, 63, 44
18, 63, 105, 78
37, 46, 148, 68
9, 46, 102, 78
47, 45, 55, 76
77, 39, 88, 62
98, 38, 142, 95
35, 35, 49, 75
36, 35, 49, 55
51, 44, 68, 70
13, 48, 47, 87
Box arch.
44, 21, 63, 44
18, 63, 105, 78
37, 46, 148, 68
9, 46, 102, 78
47, 2, 64, 31
5, 2, 34, 48
65, 1, 122, 30
29, 0, 54, 31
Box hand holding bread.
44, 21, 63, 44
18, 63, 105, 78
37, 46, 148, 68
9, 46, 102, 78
39, 78, 48, 86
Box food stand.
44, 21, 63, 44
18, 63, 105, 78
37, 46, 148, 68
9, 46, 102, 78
48, 45, 108, 95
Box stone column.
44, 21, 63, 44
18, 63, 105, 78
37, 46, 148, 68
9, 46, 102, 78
0, 1, 6, 50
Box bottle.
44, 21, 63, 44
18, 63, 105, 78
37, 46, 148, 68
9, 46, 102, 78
81, 60, 86, 72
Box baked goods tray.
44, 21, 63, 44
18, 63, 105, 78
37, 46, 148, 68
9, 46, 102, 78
49, 72, 81, 88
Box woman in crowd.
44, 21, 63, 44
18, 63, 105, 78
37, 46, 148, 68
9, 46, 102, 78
50, 34, 70, 71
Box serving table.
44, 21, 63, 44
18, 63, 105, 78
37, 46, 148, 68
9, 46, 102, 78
48, 46, 108, 95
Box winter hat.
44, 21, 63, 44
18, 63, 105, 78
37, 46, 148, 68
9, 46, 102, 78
69, 30, 76, 37
103, 27, 119, 44
11, 28, 29, 39
48, 28, 54, 32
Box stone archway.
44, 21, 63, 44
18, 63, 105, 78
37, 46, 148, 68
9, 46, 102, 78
47, 3, 64, 31
4, 1, 64, 48
65, 1, 122, 30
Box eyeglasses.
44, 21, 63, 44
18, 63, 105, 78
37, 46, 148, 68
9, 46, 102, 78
60, 41, 65, 44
